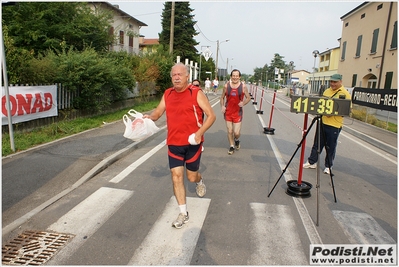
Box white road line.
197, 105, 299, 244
248, 203, 308, 265
332, 210, 396, 244
47, 187, 133, 265
265, 120, 323, 245
110, 140, 166, 183
252, 101, 323, 245
129, 196, 211, 265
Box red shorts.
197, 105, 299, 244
224, 113, 242, 123
168, 144, 202, 171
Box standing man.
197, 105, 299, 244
144, 63, 216, 228
303, 74, 351, 174
220, 69, 251, 155
204, 77, 212, 95
212, 77, 219, 95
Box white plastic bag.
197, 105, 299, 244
123, 109, 159, 141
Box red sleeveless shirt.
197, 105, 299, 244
164, 86, 204, 145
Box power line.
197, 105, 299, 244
194, 23, 216, 43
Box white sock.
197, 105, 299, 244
196, 177, 203, 185
179, 204, 187, 215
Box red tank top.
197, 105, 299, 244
164, 86, 204, 145
225, 82, 243, 117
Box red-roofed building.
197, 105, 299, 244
139, 37, 160, 54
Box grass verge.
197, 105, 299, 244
351, 109, 397, 133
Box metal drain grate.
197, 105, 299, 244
2, 230, 74, 265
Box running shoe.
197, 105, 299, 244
235, 139, 240, 150
324, 167, 331, 175
228, 146, 235, 155
172, 212, 189, 229
196, 178, 206, 197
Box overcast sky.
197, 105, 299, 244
111, 1, 364, 75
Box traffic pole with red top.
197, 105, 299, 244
256, 89, 264, 114
263, 89, 276, 134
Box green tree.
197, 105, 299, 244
199, 55, 215, 82
1, 24, 35, 84
252, 53, 294, 86
159, 2, 199, 62
47, 48, 136, 111
150, 45, 175, 92
2, 2, 113, 56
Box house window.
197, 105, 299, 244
129, 36, 133, 47
361, 13, 365, 19
351, 74, 357, 87
345, 22, 349, 27
391, 21, 397, 49
356, 35, 362, 57
370, 28, 379, 54
384, 72, 393, 89
341, 41, 347, 60
119, 31, 124, 45
377, 4, 383, 10
109, 27, 114, 44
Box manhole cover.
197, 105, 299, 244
2, 230, 74, 265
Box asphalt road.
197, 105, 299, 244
2, 88, 397, 265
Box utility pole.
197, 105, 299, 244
169, 2, 175, 54
226, 57, 228, 81
215, 40, 219, 80
214, 39, 229, 81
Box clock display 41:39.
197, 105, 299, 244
292, 97, 337, 115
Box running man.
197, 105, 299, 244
144, 63, 216, 228
220, 69, 251, 155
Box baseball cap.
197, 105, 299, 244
331, 74, 342, 81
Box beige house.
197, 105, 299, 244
308, 46, 341, 94
291, 70, 310, 86
88, 2, 147, 55
338, 2, 397, 89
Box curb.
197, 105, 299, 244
343, 126, 397, 157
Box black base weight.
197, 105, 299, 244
256, 110, 263, 114
286, 180, 312, 198
263, 127, 275, 135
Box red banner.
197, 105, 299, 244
2, 85, 58, 125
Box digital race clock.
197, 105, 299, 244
290, 95, 351, 116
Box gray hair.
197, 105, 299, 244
170, 62, 190, 77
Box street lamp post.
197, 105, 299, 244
289, 61, 294, 94
215, 39, 229, 80
312, 50, 319, 95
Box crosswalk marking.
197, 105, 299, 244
129, 196, 211, 265
110, 140, 166, 183
248, 203, 308, 265
332, 210, 396, 244
47, 187, 133, 265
